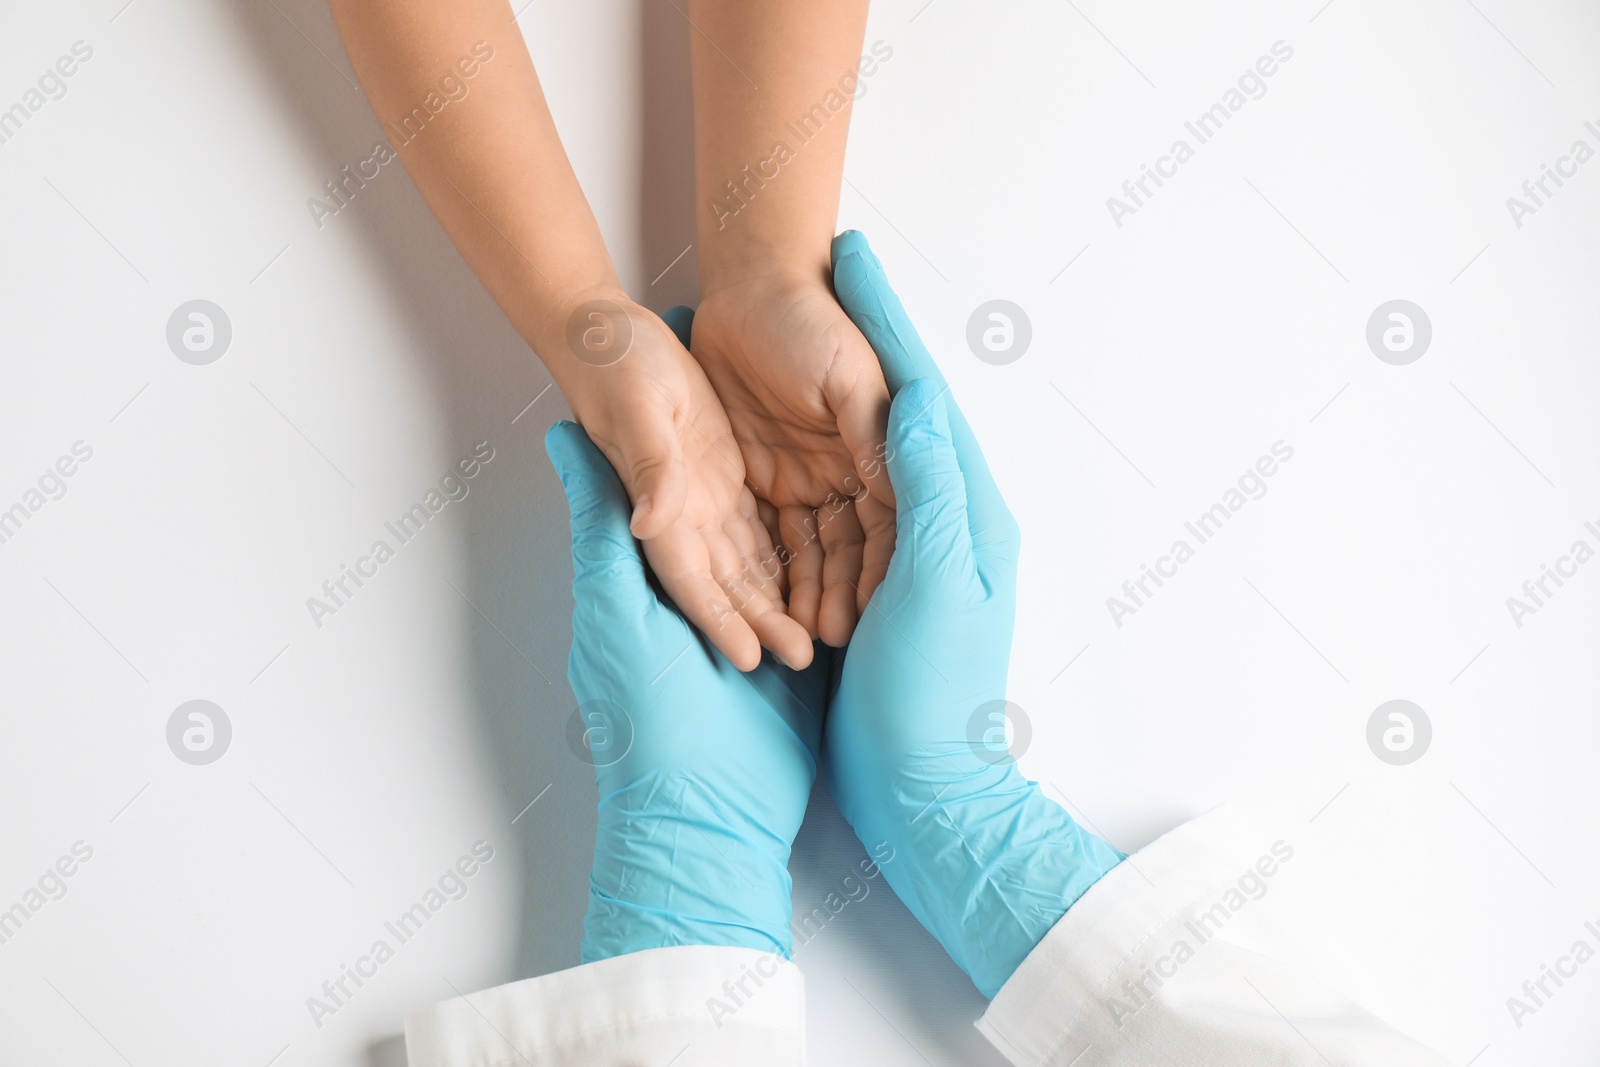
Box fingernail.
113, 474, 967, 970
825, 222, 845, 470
630, 494, 652, 527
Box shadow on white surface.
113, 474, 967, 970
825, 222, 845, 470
365, 1033, 407, 1067
228, 0, 596, 989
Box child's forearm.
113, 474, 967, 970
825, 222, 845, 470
329, 0, 623, 382
688, 0, 870, 293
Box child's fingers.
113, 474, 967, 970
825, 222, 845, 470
817, 499, 865, 647
780, 505, 824, 641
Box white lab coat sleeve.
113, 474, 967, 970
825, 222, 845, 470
975, 803, 1455, 1067
404, 945, 805, 1067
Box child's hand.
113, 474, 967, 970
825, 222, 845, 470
689, 274, 896, 646
557, 294, 813, 671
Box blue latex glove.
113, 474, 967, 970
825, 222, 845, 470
824, 231, 1125, 998
548, 306, 829, 963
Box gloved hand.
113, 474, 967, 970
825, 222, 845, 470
824, 231, 1125, 998
548, 309, 831, 962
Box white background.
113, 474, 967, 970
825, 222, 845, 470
1, 0, 1598, 1064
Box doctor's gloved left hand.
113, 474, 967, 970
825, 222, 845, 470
546, 364, 830, 963
824, 232, 1125, 1000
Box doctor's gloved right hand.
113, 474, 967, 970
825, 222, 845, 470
823, 232, 1126, 999
546, 405, 828, 966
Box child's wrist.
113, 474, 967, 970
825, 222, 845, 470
697, 230, 831, 299
526, 281, 640, 383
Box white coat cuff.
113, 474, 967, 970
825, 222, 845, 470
975, 801, 1453, 1067
406, 945, 805, 1067
977, 803, 1276, 1065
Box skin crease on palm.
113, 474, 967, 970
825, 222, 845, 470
563, 303, 816, 673
691, 274, 897, 648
